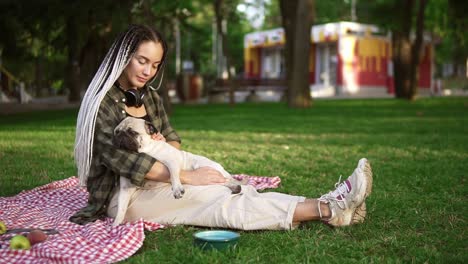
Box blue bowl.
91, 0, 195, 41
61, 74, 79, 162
193, 230, 240, 250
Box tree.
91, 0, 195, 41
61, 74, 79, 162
0, 0, 64, 97
68, 0, 134, 102
213, 0, 239, 105
279, 0, 314, 108
135, 0, 180, 113
358, 0, 440, 100
0, 0, 134, 102
391, 0, 428, 100
64, 6, 81, 102
446, 0, 468, 77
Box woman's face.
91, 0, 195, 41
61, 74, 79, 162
118, 41, 164, 89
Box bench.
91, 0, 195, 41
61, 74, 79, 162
212, 78, 286, 92
209, 78, 286, 102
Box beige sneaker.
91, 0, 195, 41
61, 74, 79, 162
352, 201, 367, 224
318, 158, 373, 227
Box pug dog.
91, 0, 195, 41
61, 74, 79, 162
111, 116, 247, 225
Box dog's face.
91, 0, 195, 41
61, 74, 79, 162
113, 117, 157, 152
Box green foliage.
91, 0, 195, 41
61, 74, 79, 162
262, 0, 358, 29
0, 0, 257, 93
315, 0, 353, 24
357, 0, 397, 30
0, 0, 464, 96
177, 0, 253, 75
181, 1, 216, 75
444, 0, 468, 65
357, 0, 467, 66
0, 0, 133, 94
226, 11, 255, 73
0, 98, 467, 262
261, 0, 282, 29
262, 0, 366, 30
443, 77, 468, 90
0, 0, 64, 87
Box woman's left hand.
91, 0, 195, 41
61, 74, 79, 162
180, 167, 227, 185
151, 132, 166, 142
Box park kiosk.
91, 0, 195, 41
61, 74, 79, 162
244, 21, 433, 97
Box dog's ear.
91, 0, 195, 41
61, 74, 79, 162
113, 128, 140, 152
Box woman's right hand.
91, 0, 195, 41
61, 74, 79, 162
180, 167, 227, 185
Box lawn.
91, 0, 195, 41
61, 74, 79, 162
0, 97, 466, 263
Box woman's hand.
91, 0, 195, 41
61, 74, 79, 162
180, 167, 227, 185
151, 132, 166, 142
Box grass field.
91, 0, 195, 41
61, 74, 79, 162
0, 97, 467, 263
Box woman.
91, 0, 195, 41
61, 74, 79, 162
70, 24, 373, 230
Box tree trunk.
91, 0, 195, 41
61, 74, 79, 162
392, 0, 427, 100
66, 15, 81, 102
280, 0, 314, 108
214, 0, 235, 105
409, 0, 427, 99
79, 11, 103, 94
392, 32, 412, 99
34, 56, 45, 97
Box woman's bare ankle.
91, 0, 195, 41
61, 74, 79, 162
319, 201, 331, 219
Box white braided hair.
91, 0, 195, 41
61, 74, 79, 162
75, 25, 167, 186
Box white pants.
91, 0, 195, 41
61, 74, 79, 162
107, 181, 305, 230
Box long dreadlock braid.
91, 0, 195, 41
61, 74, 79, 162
75, 24, 167, 186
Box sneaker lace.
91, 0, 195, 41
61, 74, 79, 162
317, 175, 351, 219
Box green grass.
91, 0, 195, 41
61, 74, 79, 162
1, 97, 467, 263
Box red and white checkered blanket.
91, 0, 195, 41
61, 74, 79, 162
0, 175, 280, 263
232, 174, 281, 191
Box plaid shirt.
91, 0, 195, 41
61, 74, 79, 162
69, 84, 180, 225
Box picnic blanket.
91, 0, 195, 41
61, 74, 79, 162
0, 175, 281, 263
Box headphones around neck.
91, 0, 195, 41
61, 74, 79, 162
117, 83, 146, 108
124, 88, 145, 108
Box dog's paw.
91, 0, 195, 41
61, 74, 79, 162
172, 184, 185, 199
229, 185, 242, 194
224, 180, 243, 194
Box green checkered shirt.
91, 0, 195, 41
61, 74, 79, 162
69, 84, 180, 225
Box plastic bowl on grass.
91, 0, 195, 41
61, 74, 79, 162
193, 230, 240, 250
